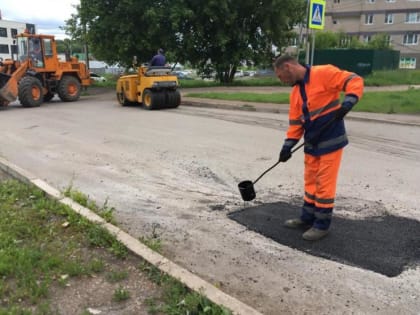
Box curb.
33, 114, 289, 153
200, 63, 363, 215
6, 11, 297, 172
0, 156, 262, 315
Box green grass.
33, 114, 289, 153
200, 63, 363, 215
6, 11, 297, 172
364, 69, 420, 86
0, 178, 231, 314
140, 262, 231, 315
185, 89, 420, 114
356, 89, 420, 113
185, 92, 289, 104
113, 287, 130, 302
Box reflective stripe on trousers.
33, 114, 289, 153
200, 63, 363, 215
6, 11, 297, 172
300, 201, 333, 230
301, 149, 343, 230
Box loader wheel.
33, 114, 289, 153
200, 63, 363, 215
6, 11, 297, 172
18, 76, 43, 107
43, 92, 55, 102
58, 75, 81, 102
142, 89, 157, 110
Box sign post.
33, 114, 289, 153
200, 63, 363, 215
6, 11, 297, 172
308, 0, 326, 65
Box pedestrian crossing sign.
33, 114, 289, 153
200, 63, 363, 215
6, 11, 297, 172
309, 0, 326, 30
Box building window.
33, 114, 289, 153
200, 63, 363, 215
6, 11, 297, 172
0, 28, 7, 38
385, 13, 394, 24
386, 0, 396, 2
11, 28, 18, 38
365, 14, 374, 24
340, 36, 353, 47
363, 35, 372, 43
334, 0, 341, 3
25, 24, 35, 34
403, 33, 418, 45
367, 0, 375, 3
0, 44, 9, 53
385, 35, 392, 46
400, 57, 416, 69
406, 12, 420, 23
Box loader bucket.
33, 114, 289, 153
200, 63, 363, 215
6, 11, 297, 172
0, 73, 18, 103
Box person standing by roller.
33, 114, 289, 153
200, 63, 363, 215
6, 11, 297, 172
273, 55, 364, 241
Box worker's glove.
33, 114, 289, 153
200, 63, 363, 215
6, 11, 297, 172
279, 146, 292, 162
335, 101, 352, 120
279, 138, 298, 162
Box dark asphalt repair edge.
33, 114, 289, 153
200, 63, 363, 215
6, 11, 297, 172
228, 201, 420, 277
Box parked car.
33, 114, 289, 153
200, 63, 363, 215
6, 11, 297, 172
172, 70, 193, 80
234, 70, 244, 77
255, 69, 275, 77
90, 72, 106, 82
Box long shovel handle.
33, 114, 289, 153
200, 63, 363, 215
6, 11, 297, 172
253, 160, 280, 185
252, 117, 338, 185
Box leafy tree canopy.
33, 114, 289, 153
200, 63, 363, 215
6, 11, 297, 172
64, 0, 306, 82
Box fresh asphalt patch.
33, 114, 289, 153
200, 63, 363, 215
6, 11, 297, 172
228, 201, 420, 277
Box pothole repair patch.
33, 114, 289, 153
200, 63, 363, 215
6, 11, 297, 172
228, 201, 420, 277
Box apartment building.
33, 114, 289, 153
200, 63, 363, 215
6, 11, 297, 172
0, 14, 36, 60
325, 0, 420, 69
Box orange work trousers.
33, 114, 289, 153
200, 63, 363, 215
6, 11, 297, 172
303, 148, 343, 209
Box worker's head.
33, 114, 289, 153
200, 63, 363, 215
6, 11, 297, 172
158, 48, 164, 54
273, 55, 306, 86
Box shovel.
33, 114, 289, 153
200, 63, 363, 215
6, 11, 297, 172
238, 118, 338, 201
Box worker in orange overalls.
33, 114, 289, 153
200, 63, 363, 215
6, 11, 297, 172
273, 55, 364, 241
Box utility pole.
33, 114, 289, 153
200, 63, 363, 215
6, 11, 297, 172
305, 0, 311, 64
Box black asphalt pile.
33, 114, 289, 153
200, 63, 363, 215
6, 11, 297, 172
228, 201, 420, 277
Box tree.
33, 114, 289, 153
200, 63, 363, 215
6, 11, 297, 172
64, 0, 306, 83
55, 39, 84, 55
367, 33, 392, 50
314, 31, 339, 49
169, 0, 306, 82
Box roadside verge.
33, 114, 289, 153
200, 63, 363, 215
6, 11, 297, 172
181, 97, 420, 127
0, 155, 262, 315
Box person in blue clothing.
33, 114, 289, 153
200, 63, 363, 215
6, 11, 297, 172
150, 48, 166, 66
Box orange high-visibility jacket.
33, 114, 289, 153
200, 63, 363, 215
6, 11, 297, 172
285, 64, 364, 156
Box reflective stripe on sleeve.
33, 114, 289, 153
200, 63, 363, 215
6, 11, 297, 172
343, 94, 358, 105
289, 119, 302, 126
284, 139, 298, 147
343, 74, 359, 91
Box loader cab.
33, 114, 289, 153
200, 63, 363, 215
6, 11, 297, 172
17, 36, 44, 68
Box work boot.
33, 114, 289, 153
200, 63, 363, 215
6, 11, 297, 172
302, 227, 329, 241
284, 218, 311, 229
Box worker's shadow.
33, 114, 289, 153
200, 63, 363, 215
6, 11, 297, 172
228, 201, 420, 277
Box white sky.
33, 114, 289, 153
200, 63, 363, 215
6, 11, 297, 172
0, 0, 80, 40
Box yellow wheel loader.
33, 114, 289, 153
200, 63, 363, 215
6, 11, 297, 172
116, 62, 181, 110
0, 32, 91, 108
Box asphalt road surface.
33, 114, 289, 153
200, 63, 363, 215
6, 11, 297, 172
0, 90, 419, 315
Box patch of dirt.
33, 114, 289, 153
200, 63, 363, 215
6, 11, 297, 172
48, 248, 163, 315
